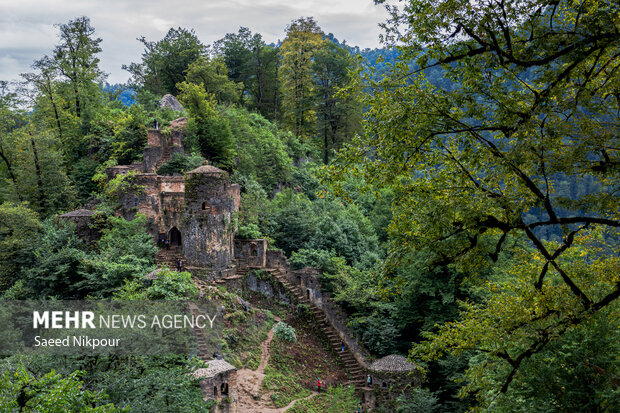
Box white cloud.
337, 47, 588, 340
0, 0, 389, 84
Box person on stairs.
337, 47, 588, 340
366, 374, 372, 387
317, 378, 322, 393
165, 238, 170, 250
176, 258, 183, 272
341, 341, 345, 352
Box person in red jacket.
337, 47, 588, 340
317, 378, 321, 393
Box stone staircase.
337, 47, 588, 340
268, 268, 366, 387
188, 301, 211, 362
154, 144, 171, 171
155, 246, 183, 270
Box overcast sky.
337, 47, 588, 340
0, 0, 389, 84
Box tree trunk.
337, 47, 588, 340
45, 78, 63, 141
30, 135, 46, 211
0, 144, 23, 202
274, 59, 279, 121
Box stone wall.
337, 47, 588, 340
116, 173, 161, 237
199, 369, 237, 413
319, 290, 372, 368
234, 239, 267, 267
143, 146, 163, 173
367, 371, 420, 411
290, 267, 323, 306
244, 270, 290, 305
266, 250, 289, 272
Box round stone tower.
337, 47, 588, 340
181, 165, 240, 278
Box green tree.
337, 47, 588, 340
21, 56, 76, 143
313, 41, 362, 163
184, 56, 242, 104
124, 28, 208, 97
0, 203, 41, 292
53, 16, 106, 133
331, 0, 620, 407
0, 124, 76, 216
177, 81, 235, 168
214, 28, 280, 119
23, 218, 87, 299
280, 17, 324, 138
0, 364, 121, 412
110, 104, 149, 165
0, 82, 27, 202
156, 152, 204, 176
80, 214, 157, 297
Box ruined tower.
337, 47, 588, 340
181, 165, 241, 278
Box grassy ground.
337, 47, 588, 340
288, 385, 360, 412
261, 313, 347, 408
199, 285, 274, 369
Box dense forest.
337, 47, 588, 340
1, 0, 619, 412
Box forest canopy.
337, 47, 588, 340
328, 0, 619, 409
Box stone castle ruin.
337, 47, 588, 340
105, 126, 240, 279
61, 120, 419, 411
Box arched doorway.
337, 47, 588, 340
221, 382, 229, 396
168, 227, 182, 246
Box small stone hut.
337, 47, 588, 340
58, 209, 100, 244
194, 358, 237, 411
234, 238, 267, 267
363, 354, 420, 410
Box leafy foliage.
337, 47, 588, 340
0, 363, 121, 412
0, 203, 42, 291
177, 82, 235, 169
184, 56, 242, 104
123, 27, 208, 97
273, 321, 297, 343
329, 0, 620, 406
280, 17, 325, 138
115, 269, 197, 300
156, 152, 204, 176
79, 214, 157, 297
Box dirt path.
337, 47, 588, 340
234, 319, 318, 412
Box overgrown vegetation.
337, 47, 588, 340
1, 2, 618, 411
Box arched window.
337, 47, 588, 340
250, 243, 258, 257
221, 382, 229, 396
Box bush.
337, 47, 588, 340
236, 223, 262, 239
156, 152, 204, 175
273, 322, 297, 342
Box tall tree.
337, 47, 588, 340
123, 27, 208, 97
331, 0, 620, 407
177, 81, 235, 169
53, 16, 105, 127
214, 28, 280, 120
184, 56, 243, 104
21, 56, 80, 157
313, 41, 362, 163
0, 82, 26, 202
280, 17, 324, 138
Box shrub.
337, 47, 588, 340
236, 223, 262, 239
273, 322, 297, 343
156, 152, 204, 175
